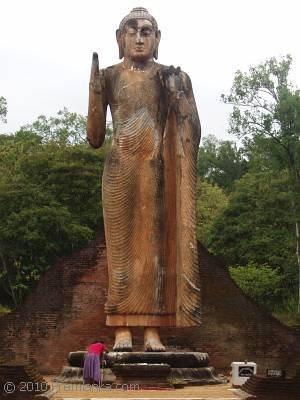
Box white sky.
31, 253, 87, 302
1, 0, 299, 140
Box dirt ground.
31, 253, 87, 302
45, 376, 245, 399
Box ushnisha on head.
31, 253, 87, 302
116, 7, 161, 62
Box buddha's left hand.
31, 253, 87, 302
159, 66, 185, 105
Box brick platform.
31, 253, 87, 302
0, 235, 299, 375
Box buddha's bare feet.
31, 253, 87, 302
144, 327, 166, 352
113, 327, 132, 352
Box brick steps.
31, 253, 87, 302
241, 374, 300, 398
0, 364, 49, 397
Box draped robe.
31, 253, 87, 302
101, 62, 201, 327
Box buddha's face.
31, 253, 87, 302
122, 19, 157, 62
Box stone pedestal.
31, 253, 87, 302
58, 351, 225, 387
107, 352, 224, 387
113, 363, 171, 388
169, 366, 224, 385
56, 365, 116, 384
106, 351, 209, 368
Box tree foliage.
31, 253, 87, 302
198, 134, 248, 191
196, 180, 228, 246
221, 55, 300, 190
229, 263, 285, 311
0, 110, 110, 307
222, 55, 300, 313
20, 108, 88, 145
207, 171, 297, 300
222, 55, 295, 141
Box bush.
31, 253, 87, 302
229, 263, 285, 311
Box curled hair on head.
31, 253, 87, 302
119, 7, 158, 32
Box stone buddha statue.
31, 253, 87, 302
87, 7, 201, 352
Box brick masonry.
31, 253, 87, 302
0, 235, 299, 375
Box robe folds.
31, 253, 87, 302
101, 62, 201, 327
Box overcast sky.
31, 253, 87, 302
1, 0, 299, 140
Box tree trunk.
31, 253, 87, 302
296, 221, 300, 313
0, 252, 17, 308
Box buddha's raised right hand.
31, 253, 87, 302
87, 52, 107, 148
89, 52, 101, 94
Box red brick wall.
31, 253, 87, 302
0, 235, 298, 375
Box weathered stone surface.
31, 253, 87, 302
68, 351, 87, 368
68, 351, 209, 368
56, 366, 116, 384
87, 7, 201, 334
106, 351, 209, 368
66, 351, 218, 387
169, 367, 226, 385
57, 366, 83, 381
112, 363, 172, 388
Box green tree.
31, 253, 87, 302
20, 108, 87, 145
0, 97, 7, 124
0, 111, 110, 306
196, 180, 228, 246
222, 55, 300, 312
198, 134, 248, 191
208, 171, 297, 306
0, 181, 92, 306
19, 108, 113, 150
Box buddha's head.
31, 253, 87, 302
116, 7, 161, 62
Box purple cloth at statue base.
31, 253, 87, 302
83, 353, 101, 384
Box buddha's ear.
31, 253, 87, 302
116, 29, 124, 59
154, 30, 161, 59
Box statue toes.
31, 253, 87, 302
113, 339, 132, 352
